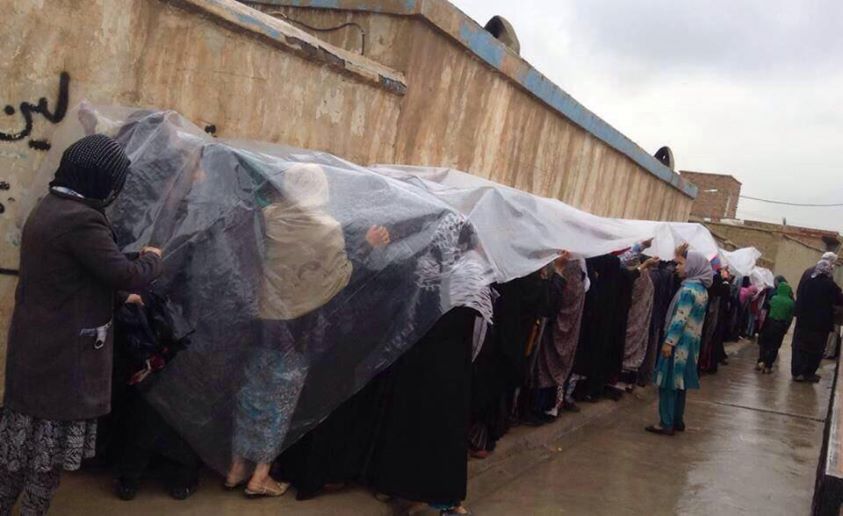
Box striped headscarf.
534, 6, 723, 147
50, 134, 131, 208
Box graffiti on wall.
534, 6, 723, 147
0, 72, 70, 152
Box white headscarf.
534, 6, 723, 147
258, 163, 353, 320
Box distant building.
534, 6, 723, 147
680, 171, 742, 220
680, 171, 840, 282
702, 218, 840, 285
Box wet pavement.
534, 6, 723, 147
471, 338, 832, 516
46, 338, 832, 515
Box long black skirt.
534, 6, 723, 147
366, 307, 476, 506
278, 307, 476, 505
276, 371, 388, 500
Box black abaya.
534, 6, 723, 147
278, 307, 477, 504
573, 255, 624, 398
367, 307, 477, 505
493, 272, 552, 387
638, 262, 677, 385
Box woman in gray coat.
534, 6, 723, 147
0, 135, 163, 515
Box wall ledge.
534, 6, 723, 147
169, 0, 407, 95
245, 0, 697, 199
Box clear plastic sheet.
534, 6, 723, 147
18, 104, 730, 472
22, 106, 492, 471
370, 166, 720, 282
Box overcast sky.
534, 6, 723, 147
451, 0, 843, 232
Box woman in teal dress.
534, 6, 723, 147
646, 251, 712, 436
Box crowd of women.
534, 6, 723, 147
2, 109, 841, 515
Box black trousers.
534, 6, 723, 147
792, 327, 828, 378
791, 348, 824, 378
758, 319, 789, 368
116, 392, 200, 489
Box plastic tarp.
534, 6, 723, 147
750, 266, 776, 288
22, 106, 493, 472
719, 247, 762, 277
370, 166, 720, 282
19, 104, 727, 473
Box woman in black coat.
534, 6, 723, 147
792, 260, 843, 382
1, 135, 162, 514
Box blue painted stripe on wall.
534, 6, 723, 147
458, 21, 505, 69
456, 24, 694, 196
278, 0, 417, 13
232, 0, 695, 197
518, 68, 679, 186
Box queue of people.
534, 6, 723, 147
2, 119, 841, 516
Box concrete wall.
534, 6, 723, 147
247, 1, 696, 220
1, 0, 696, 384
706, 220, 829, 283
0, 0, 409, 386
774, 237, 824, 286
704, 222, 782, 264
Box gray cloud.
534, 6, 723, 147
451, 0, 843, 232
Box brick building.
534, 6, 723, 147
680, 171, 742, 220
678, 171, 841, 282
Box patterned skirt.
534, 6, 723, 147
0, 408, 97, 473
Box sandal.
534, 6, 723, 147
441, 505, 472, 515
223, 479, 247, 490
244, 480, 290, 498
224, 464, 250, 490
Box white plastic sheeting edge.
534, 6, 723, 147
719, 247, 762, 277
370, 166, 720, 283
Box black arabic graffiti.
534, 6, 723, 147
0, 72, 70, 152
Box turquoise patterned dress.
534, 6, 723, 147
655, 281, 709, 391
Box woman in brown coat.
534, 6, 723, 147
0, 135, 163, 515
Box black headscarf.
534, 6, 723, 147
50, 134, 131, 208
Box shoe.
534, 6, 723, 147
604, 387, 623, 401
169, 484, 197, 501
562, 401, 581, 413
807, 375, 822, 383
440, 505, 472, 515
645, 425, 675, 436
522, 414, 547, 427
762, 367, 772, 374
793, 375, 806, 382
756, 361, 764, 371
115, 478, 139, 501
674, 422, 685, 432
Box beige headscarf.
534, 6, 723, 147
258, 163, 353, 320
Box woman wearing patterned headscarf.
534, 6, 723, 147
646, 250, 712, 436
0, 135, 163, 514
792, 258, 843, 382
